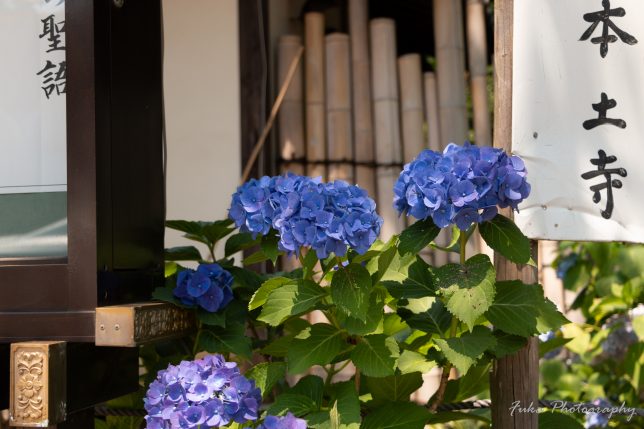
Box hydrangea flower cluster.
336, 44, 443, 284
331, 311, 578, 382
393, 142, 531, 230
144, 354, 261, 428
229, 173, 383, 258
258, 413, 307, 429
173, 263, 234, 313
584, 399, 611, 429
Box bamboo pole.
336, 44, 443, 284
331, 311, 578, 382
466, 0, 492, 147
278, 35, 305, 175
325, 33, 354, 183
433, 0, 468, 145
305, 12, 327, 179
349, 0, 376, 197
398, 53, 426, 163
423, 72, 441, 153
370, 18, 405, 239
490, 1, 539, 427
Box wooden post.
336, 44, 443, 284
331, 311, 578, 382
278, 35, 305, 175
433, 0, 468, 145
325, 33, 354, 183
490, 1, 539, 428
466, 0, 492, 147
349, 0, 376, 197
398, 53, 426, 163
305, 12, 327, 179
370, 18, 405, 239
423, 72, 441, 153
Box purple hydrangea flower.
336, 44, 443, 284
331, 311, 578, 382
394, 142, 531, 230
229, 173, 383, 259
584, 399, 611, 428
144, 354, 261, 428
258, 413, 308, 429
173, 263, 234, 313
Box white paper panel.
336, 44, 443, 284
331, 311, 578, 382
513, 0, 644, 243
0, 0, 66, 194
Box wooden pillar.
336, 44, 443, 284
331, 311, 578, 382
305, 12, 327, 179
349, 0, 376, 197
278, 35, 305, 175
398, 53, 426, 163
325, 33, 354, 183
466, 0, 492, 147
433, 0, 468, 144
490, 1, 539, 428
423, 72, 441, 153
370, 18, 405, 239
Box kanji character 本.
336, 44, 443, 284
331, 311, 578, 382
582, 92, 626, 130
36, 60, 66, 99
39, 14, 65, 53
580, 0, 638, 58
581, 150, 627, 219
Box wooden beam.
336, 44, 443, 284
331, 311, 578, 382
95, 302, 196, 347
490, 1, 539, 428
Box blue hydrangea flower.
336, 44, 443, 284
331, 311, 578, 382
393, 142, 531, 230
144, 354, 261, 428
229, 173, 382, 259
173, 263, 234, 313
584, 399, 611, 428
258, 413, 307, 429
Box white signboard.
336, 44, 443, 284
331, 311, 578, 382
513, 0, 644, 243
0, 0, 66, 194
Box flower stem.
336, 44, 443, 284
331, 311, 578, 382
430, 314, 459, 411
460, 230, 467, 265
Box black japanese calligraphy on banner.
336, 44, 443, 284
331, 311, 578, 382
37, 10, 66, 99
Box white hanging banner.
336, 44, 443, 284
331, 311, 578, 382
513, 0, 644, 243
0, 0, 66, 195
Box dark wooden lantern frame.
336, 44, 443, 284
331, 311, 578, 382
0, 0, 165, 343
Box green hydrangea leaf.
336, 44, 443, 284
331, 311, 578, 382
245, 362, 287, 399
351, 334, 399, 377
258, 279, 327, 326
249, 276, 295, 310
436, 254, 496, 330
266, 393, 317, 417
365, 372, 423, 404
397, 297, 451, 335
397, 350, 436, 374
198, 323, 252, 358
398, 218, 441, 256
288, 324, 346, 374
434, 326, 496, 374
164, 246, 202, 261
224, 232, 260, 256
362, 402, 429, 429
331, 263, 373, 322
479, 214, 531, 264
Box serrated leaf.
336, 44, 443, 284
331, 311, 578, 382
397, 298, 451, 335
261, 232, 280, 265
266, 393, 317, 417
365, 372, 423, 403
362, 402, 429, 429
397, 350, 436, 374
379, 253, 436, 300
330, 381, 361, 428
199, 323, 252, 358
288, 324, 346, 374
383, 256, 436, 299
434, 326, 496, 374
225, 232, 260, 256
341, 290, 385, 336
246, 362, 286, 399
538, 412, 584, 429
289, 375, 325, 407
492, 331, 527, 358
249, 277, 295, 310
351, 335, 399, 377
436, 254, 496, 330
399, 218, 441, 256
479, 214, 531, 264
165, 246, 202, 261
197, 309, 226, 327
486, 281, 569, 337
227, 266, 264, 290
243, 250, 271, 266
332, 263, 372, 322
260, 335, 294, 357
258, 279, 327, 326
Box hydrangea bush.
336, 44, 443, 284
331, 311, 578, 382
146, 143, 572, 429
